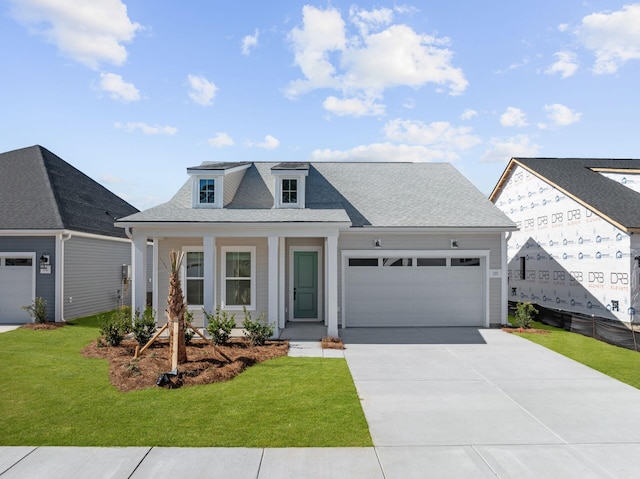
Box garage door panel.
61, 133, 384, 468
345, 255, 484, 327
0, 257, 34, 324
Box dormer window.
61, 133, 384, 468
199, 179, 215, 204
282, 179, 298, 205
272, 163, 309, 209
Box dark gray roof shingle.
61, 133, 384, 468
505, 158, 640, 231
0, 145, 139, 237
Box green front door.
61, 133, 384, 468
293, 251, 318, 319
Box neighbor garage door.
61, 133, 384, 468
344, 255, 485, 327
0, 255, 35, 323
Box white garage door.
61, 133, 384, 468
0, 256, 35, 324
345, 256, 485, 327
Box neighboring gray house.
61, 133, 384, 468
490, 157, 640, 324
0, 145, 141, 323
117, 161, 516, 337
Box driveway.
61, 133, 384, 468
341, 327, 640, 478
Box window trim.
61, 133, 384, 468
281, 178, 299, 206
191, 175, 223, 208
274, 174, 306, 208
221, 246, 256, 311
182, 246, 205, 308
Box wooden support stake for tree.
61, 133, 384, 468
185, 319, 214, 348
135, 321, 169, 358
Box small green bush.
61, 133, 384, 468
184, 310, 195, 345
242, 307, 273, 346
100, 307, 132, 346
205, 306, 236, 345
22, 297, 47, 323
514, 301, 538, 329
132, 307, 156, 346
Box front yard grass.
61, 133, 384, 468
0, 312, 372, 447
508, 317, 640, 389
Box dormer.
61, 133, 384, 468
271, 162, 309, 209
187, 162, 251, 209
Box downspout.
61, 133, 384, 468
55, 232, 72, 322
501, 231, 512, 325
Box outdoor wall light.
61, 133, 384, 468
39, 254, 49, 265
374, 239, 382, 248
451, 239, 459, 249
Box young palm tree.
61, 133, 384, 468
167, 249, 187, 368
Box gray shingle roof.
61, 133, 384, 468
0, 145, 139, 237
119, 162, 515, 229
498, 158, 640, 231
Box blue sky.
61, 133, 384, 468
2, 1, 640, 210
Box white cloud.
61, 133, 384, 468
500, 107, 528, 127
207, 132, 234, 147
558, 23, 570, 33
10, 0, 140, 69
383, 119, 481, 150
323, 95, 385, 117
576, 4, 640, 74
544, 103, 581, 126
254, 135, 280, 150
480, 135, 540, 163
187, 74, 217, 106
241, 29, 259, 55
546, 51, 579, 78
286, 5, 467, 112
114, 122, 177, 135
310, 142, 457, 162
99, 174, 122, 185
98, 72, 140, 102
461, 109, 477, 120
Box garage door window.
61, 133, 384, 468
417, 258, 446, 267
451, 258, 480, 266
5, 258, 33, 266
383, 258, 412, 267
348, 258, 378, 267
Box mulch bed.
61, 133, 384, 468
321, 336, 345, 349
21, 322, 65, 330
82, 338, 289, 392
502, 327, 550, 335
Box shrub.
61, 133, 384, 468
22, 297, 47, 323
242, 307, 273, 346
514, 301, 538, 329
132, 307, 156, 346
100, 307, 132, 346
184, 310, 195, 345
205, 306, 236, 345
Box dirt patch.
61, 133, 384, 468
321, 336, 345, 349
502, 327, 550, 335
82, 338, 289, 392
21, 322, 65, 330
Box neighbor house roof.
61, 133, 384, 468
0, 145, 139, 238
119, 162, 516, 229
490, 157, 640, 232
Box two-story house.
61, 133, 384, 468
116, 161, 516, 337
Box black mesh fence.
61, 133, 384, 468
508, 302, 640, 352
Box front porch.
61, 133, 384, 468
129, 225, 343, 337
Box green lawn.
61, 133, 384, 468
509, 317, 640, 389
0, 312, 372, 447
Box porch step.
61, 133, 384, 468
287, 341, 344, 358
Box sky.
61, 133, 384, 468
2, 1, 640, 211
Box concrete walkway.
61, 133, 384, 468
3, 328, 640, 477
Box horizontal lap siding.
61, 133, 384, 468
0, 236, 56, 321
338, 232, 503, 326
63, 236, 132, 319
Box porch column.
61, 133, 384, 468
326, 235, 339, 337
131, 230, 147, 318
268, 236, 279, 335
152, 238, 159, 319
501, 232, 510, 325
278, 237, 286, 329
203, 235, 216, 317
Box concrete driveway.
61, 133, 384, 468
341, 327, 640, 478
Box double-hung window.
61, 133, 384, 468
199, 179, 215, 205
281, 179, 298, 205
184, 248, 204, 306
222, 246, 256, 309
